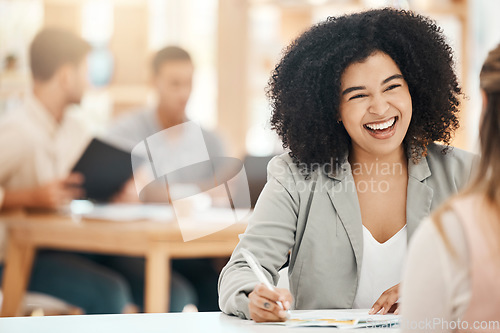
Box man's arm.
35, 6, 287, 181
1, 174, 84, 210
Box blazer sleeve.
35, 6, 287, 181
218, 155, 301, 319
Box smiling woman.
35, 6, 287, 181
339, 52, 412, 158
218, 8, 477, 323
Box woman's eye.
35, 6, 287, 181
385, 84, 401, 91
349, 94, 368, 101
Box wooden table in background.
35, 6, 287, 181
0, 209, 247, 317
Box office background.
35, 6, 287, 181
1, 0, 499, 157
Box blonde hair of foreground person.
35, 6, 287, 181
401, 45, 500, 332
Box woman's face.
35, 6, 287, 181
339, 51, 412, 159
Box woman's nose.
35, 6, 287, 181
368, 94, 390, 116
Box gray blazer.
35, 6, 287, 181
218, 143, 477, 319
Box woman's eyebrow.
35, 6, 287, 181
342, 86, 366, 96
382, 74, 404, 85
341, 74, 404, 96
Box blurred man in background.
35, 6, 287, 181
0, 28, 136, 314
101, 46, 224, 312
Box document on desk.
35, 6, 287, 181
80, 203, 174, 222
259, 310, 399, 329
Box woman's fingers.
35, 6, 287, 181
369, 284, 400, 315
370, 297, 398, 315
248, 293, 281, 313
248, 296, 287, 321
248, 295, 288, 322
253, 283, 282, 302
249, 303, 286, 322
255, 285, 293, 311
380, 291, 399, 314
369, 300, 384, 315
248, 284, 291, 322
275, 288, 293, 307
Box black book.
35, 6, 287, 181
72, 138, 136, 202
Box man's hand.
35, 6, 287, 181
110, 178, 139, 203
29, 173, 85, 209
248, 283, 293, 322
369, 283, 400, 315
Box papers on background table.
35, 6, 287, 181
67, 200, 249, 223
69, 200, 174, 222
190, 208, 251, 224
261, 309, 399, 329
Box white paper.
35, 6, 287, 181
259, 309, 400, 329
81, 203, 174, 222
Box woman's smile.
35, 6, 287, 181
363, 116, 398, 140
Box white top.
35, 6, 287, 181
353, 225, 407, 309
400, 214, 470, 333
0, 95, 91, 260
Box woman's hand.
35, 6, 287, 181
248, 283, 293, 322
369, 283, 400, 315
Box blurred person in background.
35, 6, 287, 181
0, 28, 136, 314
95, 46, 224, 312
401, 44, 500, 332
105, 46, 224, 160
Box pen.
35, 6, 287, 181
240, 248, 291, 319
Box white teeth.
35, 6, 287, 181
365, 117, 396, 131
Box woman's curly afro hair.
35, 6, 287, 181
268, 8, 461, 173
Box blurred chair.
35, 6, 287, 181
0, 291, 83, 316
242, 155, 274, 208
242, 154, 290, 290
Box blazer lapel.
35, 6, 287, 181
406, 156, 433, 240
326, 161, 364, 278
324, 154, 434, 275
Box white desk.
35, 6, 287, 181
0, 310, 401, 333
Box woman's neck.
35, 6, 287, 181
348, 145, 407, 178
350, 145, 405, 164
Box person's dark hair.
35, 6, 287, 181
152, 46, 192, 75
268, 8, 461, 174
30, 28, 90, 81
